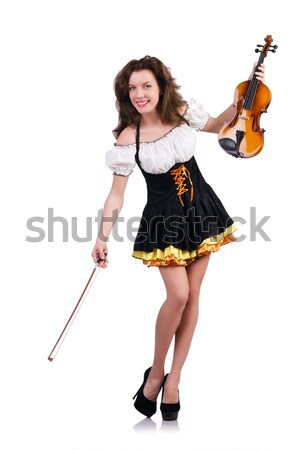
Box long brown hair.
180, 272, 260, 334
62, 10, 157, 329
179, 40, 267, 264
112, 55, 189, 139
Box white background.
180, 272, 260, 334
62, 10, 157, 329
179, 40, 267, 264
1, 1, 297, 449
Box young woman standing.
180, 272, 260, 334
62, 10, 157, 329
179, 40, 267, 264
91, 55, 265, 420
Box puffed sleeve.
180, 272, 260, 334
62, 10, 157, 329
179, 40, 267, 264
184, 98, 210, 131
105, 144, 136, 176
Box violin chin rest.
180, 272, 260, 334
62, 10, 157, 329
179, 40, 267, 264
218, 138, 244, 158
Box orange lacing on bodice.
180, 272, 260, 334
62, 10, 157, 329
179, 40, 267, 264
170, 164, 194, 207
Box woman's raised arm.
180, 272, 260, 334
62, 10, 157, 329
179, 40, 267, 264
202, 63, 266, 134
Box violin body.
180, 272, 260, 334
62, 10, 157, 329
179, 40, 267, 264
218, 80, 272, 158
218, 35, 277, 158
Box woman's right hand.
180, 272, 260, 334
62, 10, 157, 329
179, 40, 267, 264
91, 238, 109, 269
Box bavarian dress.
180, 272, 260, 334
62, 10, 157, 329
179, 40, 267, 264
132, 155, 237, 267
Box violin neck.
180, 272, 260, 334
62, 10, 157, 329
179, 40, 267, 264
253, 52, 265, 79
243, 53, 265, 110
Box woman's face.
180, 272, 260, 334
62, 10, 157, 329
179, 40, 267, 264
128, 69, 161, 115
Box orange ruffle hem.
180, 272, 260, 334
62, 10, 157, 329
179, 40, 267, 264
132, 223, 237, 267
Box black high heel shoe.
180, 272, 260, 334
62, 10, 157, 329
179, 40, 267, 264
160, 373, 181, 421
132, 367, 164, 418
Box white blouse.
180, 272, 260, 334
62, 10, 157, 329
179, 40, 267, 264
105, 98, 210, 176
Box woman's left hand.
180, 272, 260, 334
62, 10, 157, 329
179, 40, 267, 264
249, 62, 266, 83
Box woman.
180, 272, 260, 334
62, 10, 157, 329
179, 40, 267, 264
91, 55, 265, 421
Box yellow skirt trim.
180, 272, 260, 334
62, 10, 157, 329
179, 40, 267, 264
132, 223, 237, 267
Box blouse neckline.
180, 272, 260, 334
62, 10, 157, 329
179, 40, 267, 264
114, 123, 188, 147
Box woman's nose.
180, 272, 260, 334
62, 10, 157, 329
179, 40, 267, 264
136, 89, 145, 98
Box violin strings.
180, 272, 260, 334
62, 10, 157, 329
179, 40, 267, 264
243, 53, 264, 110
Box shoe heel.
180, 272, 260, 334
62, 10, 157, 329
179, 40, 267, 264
132, 388, 140, 400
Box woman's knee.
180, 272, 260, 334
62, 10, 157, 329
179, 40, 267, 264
167, 288, 189, 309
186, 281, 203, 306
186, 289, 200, 306
159, 266, 189, 308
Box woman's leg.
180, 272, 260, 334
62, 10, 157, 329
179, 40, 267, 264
162, 254, 211, 403
143, 265, 189, 401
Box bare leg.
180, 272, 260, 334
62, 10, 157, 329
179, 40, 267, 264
162, 254, 211, 403
143, 265, 189, 401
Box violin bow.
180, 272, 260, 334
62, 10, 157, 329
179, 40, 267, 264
48, 256, 105, 362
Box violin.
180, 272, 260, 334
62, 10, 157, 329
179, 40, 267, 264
218, 35, 277, 158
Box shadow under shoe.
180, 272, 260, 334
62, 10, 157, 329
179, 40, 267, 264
160, 373, 181, 421
132, 367, 161, 418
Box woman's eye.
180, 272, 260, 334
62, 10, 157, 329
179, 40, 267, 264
129, 86, 135, 91
145, 84, 152, 88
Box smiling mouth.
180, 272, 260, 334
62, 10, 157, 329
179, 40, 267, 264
137, 100, 149, 107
